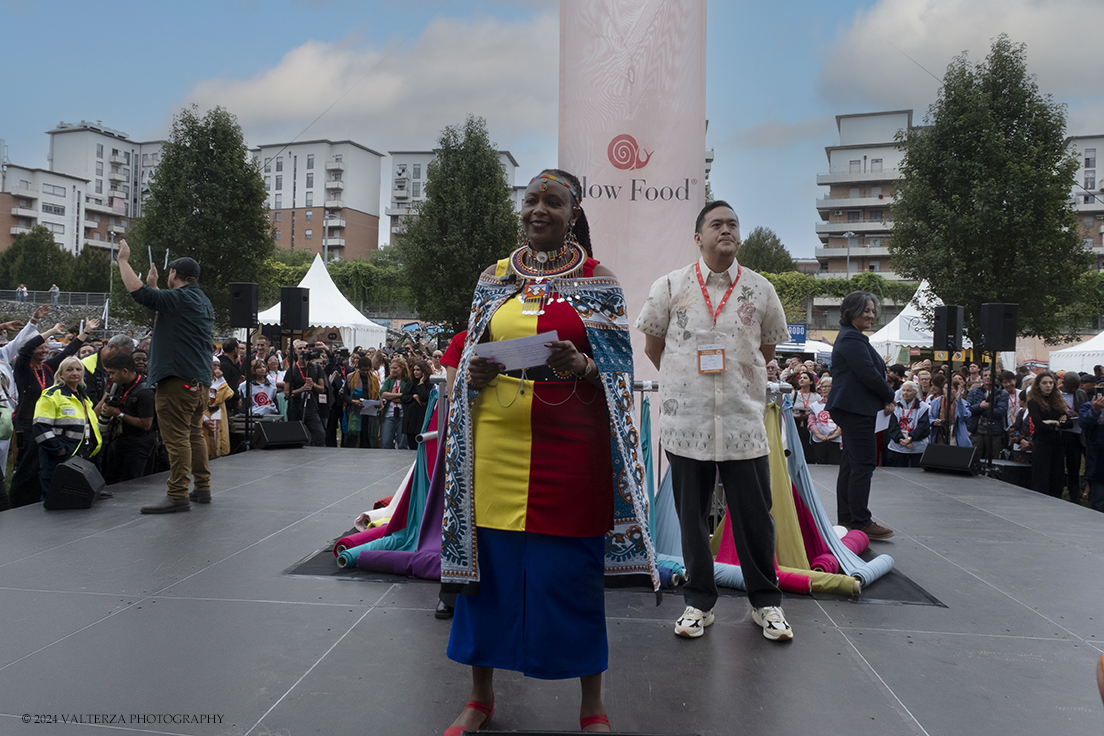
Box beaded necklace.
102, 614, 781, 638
508, 241, 587, 315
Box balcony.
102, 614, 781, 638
815, 220, 894, 239
108, 188, 127, 199
322, 238, 345, 248
84, 199, 114, 214
83, 219, 99, 229
325, 180, 344, 191
109, 154, 127, 165
10, 226, 32, 236
9, 184, 38, 200
815, 195, 895, 212
816, 245, 892, 258
817, 169, 901, 185
326, 160, 345, 172
322, 218, 346, 229
324, 199, 344, 209
11, 207, 37, 219
108, 224, 127, 235
108, 169, 128, 183
85, 239, 112, 250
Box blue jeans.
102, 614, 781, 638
380, 409, 403, 449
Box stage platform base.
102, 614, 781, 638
0, 449, 1101, 735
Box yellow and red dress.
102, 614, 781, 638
447, 256, 615, 679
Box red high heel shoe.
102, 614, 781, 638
443, 699, 494, 736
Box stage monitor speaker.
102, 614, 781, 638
933, 305, 964, 351
253, 421, 310, 450
280, 287, 310, 331
980, 303, 1017, 352
229, 282, 259, 329
44, 457, 106, 510
920, 444, 981, 476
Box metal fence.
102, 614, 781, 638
0, 291, 108, 306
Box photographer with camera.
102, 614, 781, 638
285, 340, 325, 446
96, 353, 157, 485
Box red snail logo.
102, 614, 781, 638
607, 134, 652, 170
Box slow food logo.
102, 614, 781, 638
607, 134, 652, 170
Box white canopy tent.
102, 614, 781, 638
254, 255, 388, 349
1048, 331, 1104, 374
868, 280, 976, 362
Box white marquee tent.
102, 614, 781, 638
255, 254, 387, 349
1048, 331, 1104, 374
868, 280, 974, 361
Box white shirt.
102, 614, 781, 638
635, 256, 788, 462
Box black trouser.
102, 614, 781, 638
103, 435, 157, 485
811, 439, 842, 465
289, 398, 325, 447
1061, 431, 1083, 502
830, 408, 877, 528
325, 403, 343, 448
9, 429, 40, 509
969, 432, 1004, 462
885, 449, 923, 468
666, 451, 780, 610
1032, 435, 1065, 497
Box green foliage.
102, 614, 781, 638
890, 35, 1088, 345
739, 226, 795, 273
763, 272, 918, 324
0, 226, 73, 290
125, 105, 275, 328
391, 116, 517, 331
69, 248, 111, 293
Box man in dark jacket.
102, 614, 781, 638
1079, 390, 1104, 513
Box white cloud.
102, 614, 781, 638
819, 0, 1104, 119
178, 13, 559, 152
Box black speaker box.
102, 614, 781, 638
988, 459, 1033, 490
229, 282, 259, 329
44, 456, 106, 510
933, 305, 964, 351
920, 444, 981, 476
281, 287, 310, 331
980, 303, 1017, 352
253, 421, 310, 450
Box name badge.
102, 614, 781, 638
62, 407, 77, 416
697, 330, 726, 374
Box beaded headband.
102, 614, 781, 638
530, 173, 581, 205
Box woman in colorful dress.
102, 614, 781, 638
442, 169, 656, 735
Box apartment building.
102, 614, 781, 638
0, 164, 91, 254
384, 150, 521, 243
1067, 135, 1104, 270
815, 110, 912, 279
45, 120, 165, 254
252, 140, 383, 261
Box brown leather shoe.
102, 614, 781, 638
188, 490, 212, 504
858, 522, 895, 540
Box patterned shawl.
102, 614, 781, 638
441, 270, 659, 593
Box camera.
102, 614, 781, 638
104, 394, 124, 409
297, 348, 322, 362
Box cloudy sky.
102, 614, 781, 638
3, 0, 1101, 256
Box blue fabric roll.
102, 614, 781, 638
781, 404, 894, 586
714, 561, 745, 590
652, 467, 684, 559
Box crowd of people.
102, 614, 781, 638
774, 348, 1104, 514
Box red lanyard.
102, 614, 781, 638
114, 379, 138, 406
800, 392, 812, 411
899, 401, 916, 431
32, 365, 48, 390
695, 262, 742, 325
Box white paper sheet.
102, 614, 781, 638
472, 330, 559, 372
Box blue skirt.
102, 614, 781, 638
447, 527, 608, 680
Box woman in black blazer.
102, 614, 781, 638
825, 291, 897, 540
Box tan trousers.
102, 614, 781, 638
155, 377, 211, 499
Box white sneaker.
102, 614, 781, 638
752, 605, 793, 641
674, 605, 714, 638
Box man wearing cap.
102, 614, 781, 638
116, 239, 215, 514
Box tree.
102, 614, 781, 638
738, 226, 795, 273
125, 105, 275, 328
392, 116, 517, 331
0, 226, 73, 290
69, 247, 111, 293
890, 35, 1089, 345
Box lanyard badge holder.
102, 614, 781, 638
695, 262, 742, 375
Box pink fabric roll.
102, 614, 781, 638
776, 568, 812, 595
333, 526, 387, 556
809, 552, 840, 574
332, 467, 416, 556
791, 482, 832, 562
841, 529, 870, 556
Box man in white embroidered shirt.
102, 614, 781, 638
634, 201, 793, 642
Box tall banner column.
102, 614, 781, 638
559, 0, 707, 379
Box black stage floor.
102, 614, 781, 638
1, 449, 1102, 736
